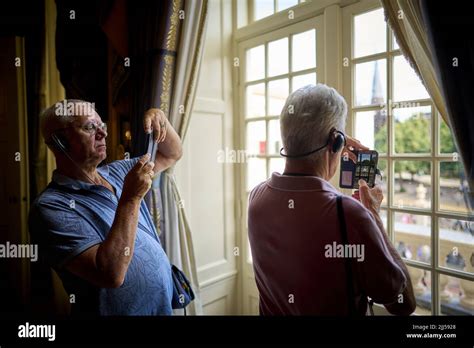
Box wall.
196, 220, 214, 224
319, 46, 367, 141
174, 0, 239, 314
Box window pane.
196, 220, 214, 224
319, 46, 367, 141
268, 119, 282, 155
393, 55, 430, 101
246, 83, 265, 118
379, 208, 388, 230
254, 0, 274, 21
246, 45, 265, 81
354, 110, 387, 154
406, 266, 432, 314
439, 274, 474, 315
277, 0, 298, 11
394, 160, 431, 209
439, 217, 474, 275
354, 59, 386, 106
292, 73, 316, 92
354, 8, 386, 58
440, 117, 457, 154
440, 162, 470, 213
378, 159, 387, 206
394, 212, 431, 264
292, 29, 316, 71
269, 157, 285, 175
394, 106, 431, 154
268, 78, 289, 116
268, 38, 288, 77
247, 158, 267, 191
246, 121, 266, 155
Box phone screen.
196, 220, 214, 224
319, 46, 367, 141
339, 150, 379, 189
146, 133, 158, 163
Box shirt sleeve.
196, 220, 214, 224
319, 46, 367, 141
29, 199, 103, 270
344, 198, 407, 305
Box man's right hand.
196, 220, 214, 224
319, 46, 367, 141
121, 154, 155, 203
354, 179, 383, 214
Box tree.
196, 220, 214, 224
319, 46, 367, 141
374, 113, 429, 189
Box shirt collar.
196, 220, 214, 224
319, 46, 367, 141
268, 172, 340, 194
52, 164, 111, 191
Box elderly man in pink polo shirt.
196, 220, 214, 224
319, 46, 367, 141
248, 84, 416, 316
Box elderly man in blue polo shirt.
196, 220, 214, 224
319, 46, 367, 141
29, 99, 183, 316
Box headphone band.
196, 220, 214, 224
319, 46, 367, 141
280, 130, 346, 158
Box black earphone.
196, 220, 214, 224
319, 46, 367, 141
280, 129, 346, 158
50, 133, 70, 152
331, 130, 346, 153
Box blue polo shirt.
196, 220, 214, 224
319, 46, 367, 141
29, 158, 173, 316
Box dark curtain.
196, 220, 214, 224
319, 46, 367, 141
0, 0, 51, 315
126, 0, 184, 240
55, 0, 109, 118
421, 1, 474, 209
127, 0, 184, 157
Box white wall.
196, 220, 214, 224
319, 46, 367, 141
174, 0, 238, 315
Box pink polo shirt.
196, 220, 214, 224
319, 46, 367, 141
248, 173, 407, 315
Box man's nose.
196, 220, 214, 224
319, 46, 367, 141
96, 127, 107, 138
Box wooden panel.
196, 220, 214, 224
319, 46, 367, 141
203, 296, 228, 315
200, 274, 238, 315
173, 0, 237, 314
186, 111, 226, 269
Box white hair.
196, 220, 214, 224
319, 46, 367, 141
40, 99, 96, 144
280, 83, 347, 163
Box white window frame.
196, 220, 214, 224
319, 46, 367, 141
342, 0, 474, 315
249, 0, 307, 23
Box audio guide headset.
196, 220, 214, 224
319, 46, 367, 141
280, 129, 346, 158
50, 133, 70, 152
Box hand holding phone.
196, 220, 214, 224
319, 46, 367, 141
339, 150, 380, 189
354, 179, 384, 213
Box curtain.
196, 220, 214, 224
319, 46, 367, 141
381, 0, 448, 121
382, 0, 474, 200
127, 0, 208, 315
29, 0, 69, 315
419, 1, 474, 198
160, 0, 209, 315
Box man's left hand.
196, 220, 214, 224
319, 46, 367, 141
143, 108, 168, 143
342, 134, 369, 163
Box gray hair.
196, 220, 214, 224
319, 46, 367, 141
280, 84, 347, 163
40, 99, 96, 144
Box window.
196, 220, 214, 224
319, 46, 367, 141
345, 5, 473, 315
252, 0, 306, 21
240, 18, 322, 194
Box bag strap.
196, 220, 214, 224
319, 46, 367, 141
336, 195, 357, 316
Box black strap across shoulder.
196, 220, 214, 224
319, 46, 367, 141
336, 195, 357, 316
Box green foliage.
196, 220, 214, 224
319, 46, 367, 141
440, 120, 459, 178
373, 113, 459, 178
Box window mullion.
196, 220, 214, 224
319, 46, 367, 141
387, 45, 394, 243
432, 107, 440, 315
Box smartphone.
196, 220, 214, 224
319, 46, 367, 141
339, 150, 379, 189
146, 132, 158, 163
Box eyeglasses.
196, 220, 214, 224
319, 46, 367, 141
56, 122, 107, 136
82, 122, 107, 135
